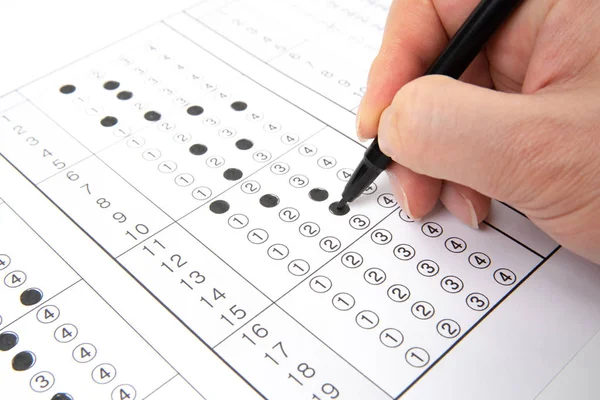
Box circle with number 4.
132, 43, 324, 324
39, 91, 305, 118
92, 363, 117, 384
421, 222, 443, 238
332, 293, 355, 311
54, 323, 78, 343
445, 237, 467, 253
406, 347, 430, 367
466, 292, 490, 311
380, 328, 404, 348
73, 343, 97, 363
30, 371, 55, 392
377, 193, 397, 208
310, 276, 332, 293
37, 305, 60, 324
298, 144, 317, 157
4, 270, 26, 288
337, 168, 353, 182
356, 310, 379, 329
112, 384, 137, 400
0, 254, 11, 270
469, 252, 491, 269
317, 156, 336, 169
494, 268, 516, 286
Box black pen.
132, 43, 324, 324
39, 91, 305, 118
334, 0, 524, 212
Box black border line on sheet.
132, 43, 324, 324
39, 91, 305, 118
0, 153, 267, 400
395, 245, 562, 399
181, 10, 358, 115
482, 221, 546, 259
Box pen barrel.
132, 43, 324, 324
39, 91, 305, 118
425, 0, 524, 78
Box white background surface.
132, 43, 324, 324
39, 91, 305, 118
1, 1, 599, 399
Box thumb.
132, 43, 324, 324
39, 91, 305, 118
377, 74, 553, 204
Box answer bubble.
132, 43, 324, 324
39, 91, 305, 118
230, 101, 248, 111
187, 105, 204, 116
189, 144, 208, 156
309, 188, 329, 202
103, 80, 120, 90
100, 116, 118, 127
259, 194, 280, 208
20, 288, 43, 306
12, 350, 36, 371
0, 332, 18, 351
59, 84, 76, 94
51, 394, 74, 400
329, 201, 350, 216
223, 168, 243, 181
209, 200, 230, 214
116, 91, 133, 100
235, 139, 254, 150
144, 111, 162, 121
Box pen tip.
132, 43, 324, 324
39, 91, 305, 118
336, 199, 347, 210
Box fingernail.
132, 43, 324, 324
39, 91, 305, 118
356, 108, 367, 141
440, 185, 479, 229
387, 171, 419, 221
462, 194, 479, 229
377, 109, 396, 157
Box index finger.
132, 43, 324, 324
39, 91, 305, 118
357, 0, 480, 139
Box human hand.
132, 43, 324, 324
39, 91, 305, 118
357, 0, 600, 263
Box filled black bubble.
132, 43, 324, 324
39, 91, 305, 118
235, 139, 254, 150
117, 91, 133, 100
12, 351, 35, 371
223, 168, 243, 181
329, 201, 350, 216
52, 394, 74, 400
100, 116, 118, 127
20, 288, 43, 306
144, 111, 162, 122
209, 200, 230, 214
59, 84, 76, 94
187, 105, 204, 116
308, 188, 329, 202
259, 194, 280, 208
103, 80, 120, 90
189, 144, 208, 156
0, 332, 18, 351
230, 101, 248, 111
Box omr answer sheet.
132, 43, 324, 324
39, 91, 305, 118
1, 1, 600, 399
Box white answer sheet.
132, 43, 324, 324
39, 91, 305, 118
1, 1, 599, 399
